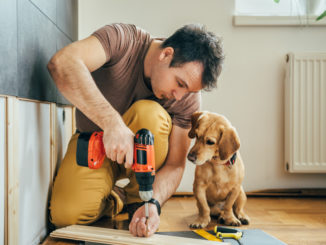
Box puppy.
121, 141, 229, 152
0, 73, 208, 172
188, 111, 250, 228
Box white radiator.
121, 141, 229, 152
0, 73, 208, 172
285, 53, 326, 173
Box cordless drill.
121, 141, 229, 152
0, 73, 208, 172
76, 128, 155, 223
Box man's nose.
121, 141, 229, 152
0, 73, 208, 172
172, 89, 186, 100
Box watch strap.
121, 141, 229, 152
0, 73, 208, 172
147, 198, 161, 215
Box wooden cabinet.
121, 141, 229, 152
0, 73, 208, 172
1, 97, 73, 245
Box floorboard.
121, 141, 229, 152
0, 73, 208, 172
42, 196, 326, 245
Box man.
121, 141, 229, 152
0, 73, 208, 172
47, 23, 224, 237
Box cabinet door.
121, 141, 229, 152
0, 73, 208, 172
18, 100, 51, 245
0, 97, 5, 245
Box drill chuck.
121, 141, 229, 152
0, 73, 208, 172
135, 171, 155, 202
139, 190, 153, 202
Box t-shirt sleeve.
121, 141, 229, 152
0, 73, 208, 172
91, 23, 138, 64
171, 92, 201, 129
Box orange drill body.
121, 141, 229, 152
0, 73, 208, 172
76, 129, 156, 202
87, 131, 105, 169
132, 133, 155, 175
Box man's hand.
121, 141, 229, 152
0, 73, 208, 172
102, 116, 134, 168
129, 203, 160, 237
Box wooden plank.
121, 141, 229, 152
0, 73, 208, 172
50, 103, 57, 182
72, 106, 76, 134
7, 96, 19, 245
50, 225, 227, 245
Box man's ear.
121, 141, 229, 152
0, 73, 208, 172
218, 127, 240, 160
159, 47, 174, 62
188, 111, 203, 138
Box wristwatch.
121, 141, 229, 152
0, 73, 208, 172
147, 198, 161, 215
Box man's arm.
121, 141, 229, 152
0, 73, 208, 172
47, 36, 134, 167
152, 125, 191, 205
129, 124, 191, 237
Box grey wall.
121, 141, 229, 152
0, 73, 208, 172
0, 0, 78, 104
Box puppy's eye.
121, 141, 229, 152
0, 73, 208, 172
206, 139, 215, 145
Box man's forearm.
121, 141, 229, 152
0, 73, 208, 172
47, 53, 119, 130
152, 162, 186, 206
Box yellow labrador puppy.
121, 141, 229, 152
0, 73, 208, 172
188, 111, 250, 228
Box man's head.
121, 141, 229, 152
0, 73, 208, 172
162, 24, 224, 91
149, 24, 224, 101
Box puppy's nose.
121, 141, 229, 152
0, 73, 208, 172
187, 152, 197, 162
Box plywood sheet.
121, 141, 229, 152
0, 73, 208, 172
18, 100, 51, 245
51, 225, 227, 245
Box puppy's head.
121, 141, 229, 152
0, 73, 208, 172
187, 112, 240, 165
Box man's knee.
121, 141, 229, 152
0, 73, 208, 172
124, 100, 172, 134
50, 192, 106, 227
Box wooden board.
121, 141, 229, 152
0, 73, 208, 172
7, 96, 19, 245
50, 225, 228, 245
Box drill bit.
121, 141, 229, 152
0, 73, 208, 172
145, 201, 149, 219
145, 201, 149, 233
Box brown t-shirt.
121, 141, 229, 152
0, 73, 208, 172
76, 23, 201, 132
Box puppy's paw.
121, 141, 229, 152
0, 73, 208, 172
218, 215, 241, 226
239, 215, 250, 225
189, 216, 211, 229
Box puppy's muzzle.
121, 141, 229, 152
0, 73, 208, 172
187, 152, 197, 163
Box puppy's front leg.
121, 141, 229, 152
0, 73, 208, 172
190, 182, 211, 228
219, 187, 242, 226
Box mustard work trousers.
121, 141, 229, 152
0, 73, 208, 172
50, 100, 172, 227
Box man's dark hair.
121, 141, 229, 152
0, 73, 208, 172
161, 24, 224, 91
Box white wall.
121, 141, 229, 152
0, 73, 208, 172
78, 0, 326, 192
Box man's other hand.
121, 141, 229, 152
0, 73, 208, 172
129, 203, 160, 237
103, 117, 134, 168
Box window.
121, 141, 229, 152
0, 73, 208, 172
235, 0, 325, 16
234, 0, 326, 26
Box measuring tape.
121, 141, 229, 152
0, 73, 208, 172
192, 229, 223, 242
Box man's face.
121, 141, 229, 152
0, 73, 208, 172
150, 48, 203, 100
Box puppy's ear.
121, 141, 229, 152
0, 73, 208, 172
218, 127, 240, 160
188, 111, 203, 138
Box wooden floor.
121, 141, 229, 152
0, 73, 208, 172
42, 196, 326, 245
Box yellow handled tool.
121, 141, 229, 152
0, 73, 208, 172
214, 226, 243, 241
